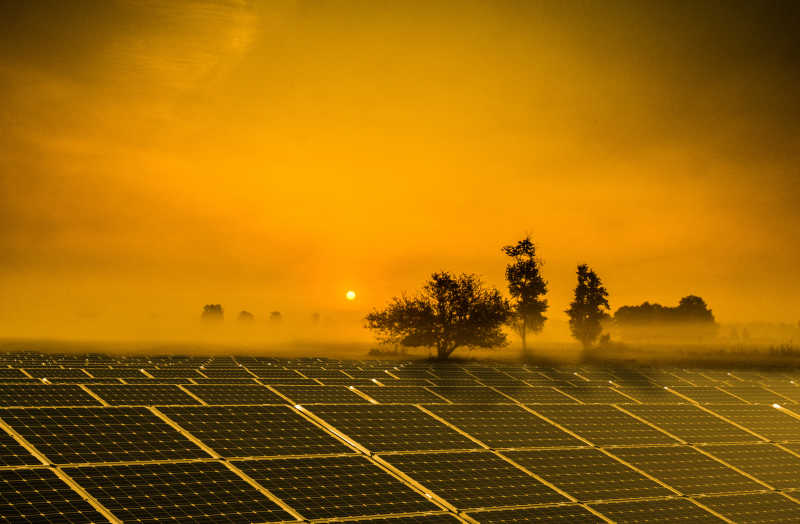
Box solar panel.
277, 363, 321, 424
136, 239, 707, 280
530, 405, 677, 446
146, 368, 203, 378
346, 515, 461, 523
158, 405, 352, 457
1, 407, 210, 464
64, 461, 294, 523
0, 385, 101, 407
375, 378, 435, 386
308, 405, 479, 452
668, 387, 745, 404
123, 377, 194, 384
380, 451, 567, 510
614, 386, 686, 404
184, 384, 287, 405
606, 445, 765, 495
589, 498, 721, 523
257, 377, 319, 385
236, 455, 440, 519
698, 443, 800, 489
427, 387, 510, 404
0, 468, 107, 522
25, 369, 88, 379
504, 448, 673, 501
466, 505, 603, 522
703, 404, 800, 442
273, 385, 370, 404
495, 386, 577, 404
622, 404, 760, 444
190, 378, 258, 384
697, 492, 800, 522
86, 385, 201, 406
88, 368, 146, 378
0, 369, 27, 378
553, 386, 634, 404
357, 386, 446, 404
0, 429, 40, 466
427, 404, 583, 448
200, 368, 253, 378
717, 386, 790, 405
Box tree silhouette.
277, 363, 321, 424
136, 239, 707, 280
365, 272, 511, 360
201, 304, 224, 322
614, 295, 717, 341
565, 264, 610, 349
238, 310, 254, 322
270, 311, 282, 321
502, 236, 548, 357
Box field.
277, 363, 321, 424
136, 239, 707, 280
1, 350, 800, 523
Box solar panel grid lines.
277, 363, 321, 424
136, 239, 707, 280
425, 404, 585, 450
620, 404, 762, 445
184, 384, 288, 405
296, 405, 374, 456
500, 448, 675, 503
700, 404, 800, 443
530, 405, 679, 447
0, 384, 102, 407
353, 386, 447, 405
1, 406, 212, 465
693, 491, 800, 523
235, 454, 446, 520
494, 386, 578, 405
688, 444, 778, 492
63, 460, 297, 523
605, 445, 767, 496
307, 405, 480, 454
0, 467, 115, 523
548, 387, 585, 404
49, 465, 123, 524
463, 504, 610, 523
489, 450, 580, 504
415, 406, 491, 450
218, 459, 305, 521
377, 450, 569, 511
148, 406, 222, 459
0, 417, 49, 466
76, 384, 111, 406
317, 511, 464, 523
588, 497, 726, 523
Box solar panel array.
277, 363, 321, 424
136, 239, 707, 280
2, 352, 800, 522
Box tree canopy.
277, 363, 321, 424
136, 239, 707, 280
614, 295, 717, 341
502, 236, 548, 355
565, 264, 610, 349
201, 304, 224, 321
365, 272, 512, 360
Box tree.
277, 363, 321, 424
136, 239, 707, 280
365, 272, 512, 360
502, 236, 548, 356
237, 310, 254, 322
565, 264, 610, 349
201, 304, 224, 322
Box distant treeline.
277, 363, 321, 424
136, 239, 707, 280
613, 295, 718, 342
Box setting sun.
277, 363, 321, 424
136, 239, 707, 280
345, 290, 356, 301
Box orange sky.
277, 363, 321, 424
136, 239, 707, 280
1, 1, 798, 340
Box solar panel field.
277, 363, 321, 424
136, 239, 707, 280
1, 352, 800, 522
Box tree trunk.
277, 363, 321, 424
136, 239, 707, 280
521, 315, 528, 359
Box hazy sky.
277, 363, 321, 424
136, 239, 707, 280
1, 1, 798, 339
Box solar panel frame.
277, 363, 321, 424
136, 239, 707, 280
235, 455, 441, 520
1, 406, 211, 464
588, 497, 722, 523
426, 404, 584, 449
607, 445, 766, 495
530, 405, 678, 447
184, 384, 287, 405
64, 460, 295, 523
0, 467, 108, 523
0, 385, 101, 407
158, 405, 353, 458
504, 448, 674, 501
379, 451, 568, 510
622, 404, 761, 444
307, 404, 480, 452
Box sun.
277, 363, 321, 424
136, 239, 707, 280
345, 290, 356, 301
